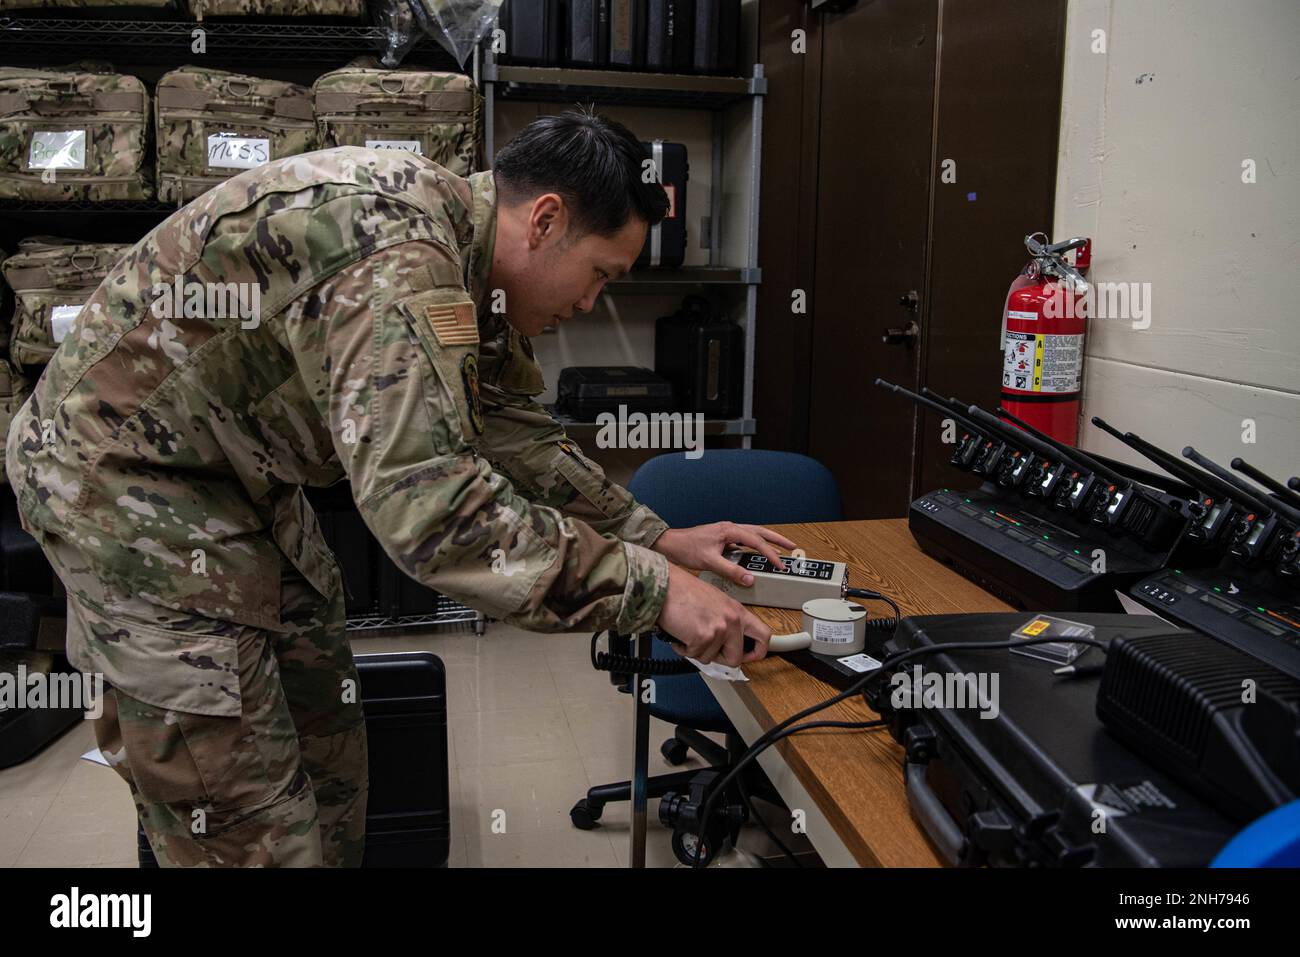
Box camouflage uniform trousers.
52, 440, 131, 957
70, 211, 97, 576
67, 555, 370, 868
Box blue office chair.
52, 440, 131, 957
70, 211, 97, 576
1211, 800, 1300, 867
570, 449, 843, 832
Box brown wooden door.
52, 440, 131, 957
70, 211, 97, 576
915, 0, 1068, 497
807, 0, 940, 519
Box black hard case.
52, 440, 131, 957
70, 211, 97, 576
869, 613, 1240, 867
499, 0, 564, 66
139, 651, 450, 867
568, 0, 611, 67
654, 296, 743, 417
556, 366, 676, 420
354, 652, 451, 867
635, 140, 688, 269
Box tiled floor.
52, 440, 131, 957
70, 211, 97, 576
1, 622, 815, 868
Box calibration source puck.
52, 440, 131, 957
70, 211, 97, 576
803, 598, 867, 655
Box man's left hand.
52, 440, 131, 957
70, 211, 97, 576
651, 522, 799, 587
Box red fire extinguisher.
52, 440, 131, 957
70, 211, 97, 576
999, 233, 1092, 446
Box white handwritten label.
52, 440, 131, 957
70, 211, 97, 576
29, 130, 86, 170
50, 304, 82, 343
207, 134, 270, 170
365, 139, 423, 154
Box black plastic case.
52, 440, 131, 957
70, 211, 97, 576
868, 613, 1241, 867
139, 651, 450, 868
636, 140, 688, 269
556, 366, 676, 420
355, 652, 451, 868
655, 296, 743, 417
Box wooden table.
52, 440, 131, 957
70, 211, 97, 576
704, 518, 1012, 867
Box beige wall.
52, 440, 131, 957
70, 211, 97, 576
1055, 0, 1300, 485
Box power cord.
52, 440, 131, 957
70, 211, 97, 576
589, 631, 698, 676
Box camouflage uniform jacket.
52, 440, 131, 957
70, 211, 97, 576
6, 147, 671, 711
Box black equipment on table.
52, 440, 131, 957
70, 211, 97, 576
1090, 423, 1300, 680
877, 380, 1195, 613
865, 613, 1268, 867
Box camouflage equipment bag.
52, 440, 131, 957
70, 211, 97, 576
188, 0, 365, 18
0, 1, 174, 8
155, 66, 318, 204
0, 357, 31, 485
2, 237, 132, 367
0, 67, 152, 201
313, 62, 483, 175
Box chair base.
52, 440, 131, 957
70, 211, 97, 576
571, 728, 784, 831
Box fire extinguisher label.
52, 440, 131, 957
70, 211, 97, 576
1003, 332, 1084, 393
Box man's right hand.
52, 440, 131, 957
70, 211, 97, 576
656, 563, 772, 667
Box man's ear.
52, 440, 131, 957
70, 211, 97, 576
530, 193, 567, 247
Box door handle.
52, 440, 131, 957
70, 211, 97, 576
882, 319, 920, 346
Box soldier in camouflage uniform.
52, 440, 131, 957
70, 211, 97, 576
6, 110, 790, 867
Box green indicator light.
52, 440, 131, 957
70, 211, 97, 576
1213, 586, 1222, 593
1258, 607, 1266, 612
1074, 549, 1081, 555
965, 499, 972, 504
1042, 535, 1050, 540
1173, 569, 1181, 574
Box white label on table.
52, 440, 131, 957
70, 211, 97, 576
207, 134, 270, 170
365, 139, 423, 155
29, 130, 87, 170
838, 653, 883, 674
50, 304, 82, 343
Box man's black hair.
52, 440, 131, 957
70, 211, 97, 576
494, 107, 670, 237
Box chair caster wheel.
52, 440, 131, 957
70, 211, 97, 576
661, 738, 690, 766
570, 799, 603, 830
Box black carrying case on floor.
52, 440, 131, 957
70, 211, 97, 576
865, 613, 1241, 867
139, 651, 450, 868
654, 295, 743, 417
0, 648, 83, 770
499, 0, 564, 66
567, 0, 611, 67
355, 651, 450, 867
636, 140, 688, 269
556, 366, 675, 420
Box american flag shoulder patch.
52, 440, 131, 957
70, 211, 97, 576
425, 300, 479, 346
